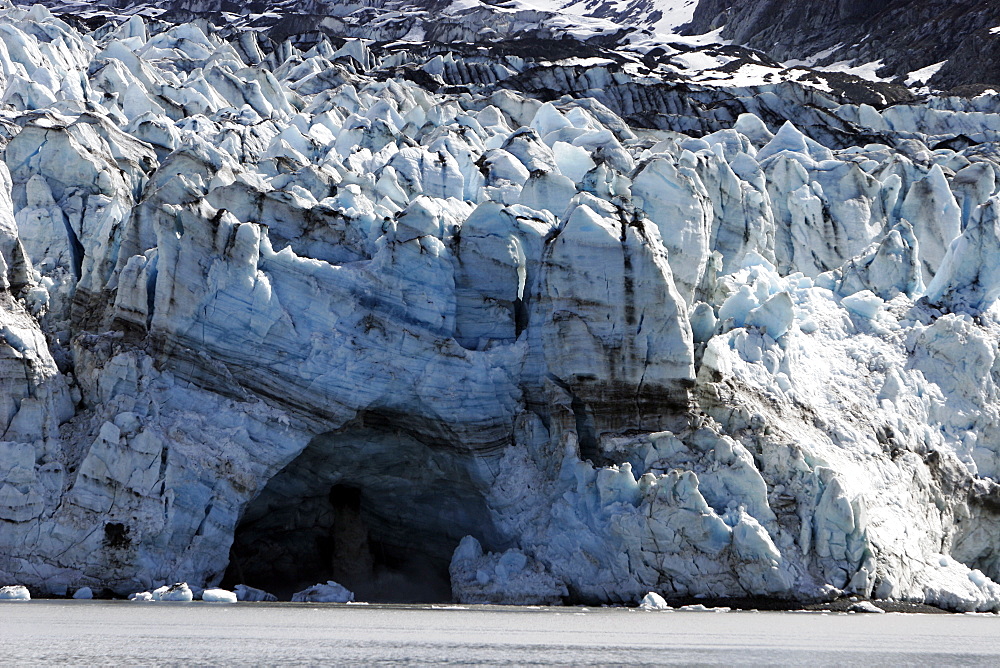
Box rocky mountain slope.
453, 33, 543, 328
0, 0, 999, 610
687, 0, 1000, 92
27, 0, 1000, 92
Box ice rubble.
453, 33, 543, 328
0, 5, 997, 612
292, 581, 355, 603
128, 581, 200, 601
450, 536, 567, 605
234, 584, 278, 602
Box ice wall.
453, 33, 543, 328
0, 4, 999, 611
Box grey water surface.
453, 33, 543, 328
1, 601, 998, 666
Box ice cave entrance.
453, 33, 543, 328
222, 425, 499, 602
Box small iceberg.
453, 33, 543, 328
235, 584, 278, 602
291, 581, 355, 603
639, 592, 669, 610
678, 604, 731, 612
129, 591, 154, 602
153, 583, 194, 602
0, 585, 30, 601
72, 587, 93, 600
201, 588, 237, 603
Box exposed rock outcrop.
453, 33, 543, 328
687, 0, 1000, 91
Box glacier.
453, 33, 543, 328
0, 0, 999, 612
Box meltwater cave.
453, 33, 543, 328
222, 425, 503, 602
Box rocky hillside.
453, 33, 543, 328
23, 0, 1000, 90
687, 0, 1000, 92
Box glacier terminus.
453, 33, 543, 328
0, 0, 999, 612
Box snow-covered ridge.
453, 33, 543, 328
0, 2, 999, 611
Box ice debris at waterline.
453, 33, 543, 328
640, 592, 670, 611
72, 586, 93, 600
677, 604, 731, 613
129, 583, 195, 602
130, 582, 265, 602
292, 582, 355, 603
201, 588, 238, 603
0, 3, 999, 614
848, 600, 886, 614
156, 583, 194, 602
0, 585, 31, 601
449, 536, 568, 605
234, 585, 278, 603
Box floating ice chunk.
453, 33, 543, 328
129, 591, 154, 602
847, 601, 885, 614
678, 604, 730, 612
72, 587, 93, 600
639, 592, 670, 610
0, 585, 30, 600
291, 581, 355, 603
841, 290, 884, 319
234, 584, 278, 602
202, 588, 237, 603
155, 583, 193, 602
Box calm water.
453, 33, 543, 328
1, 601, 998, 666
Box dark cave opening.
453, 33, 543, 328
221, 426, 500, 603
328, 484, 374, 589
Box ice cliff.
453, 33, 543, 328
1, 1, 1000, 611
